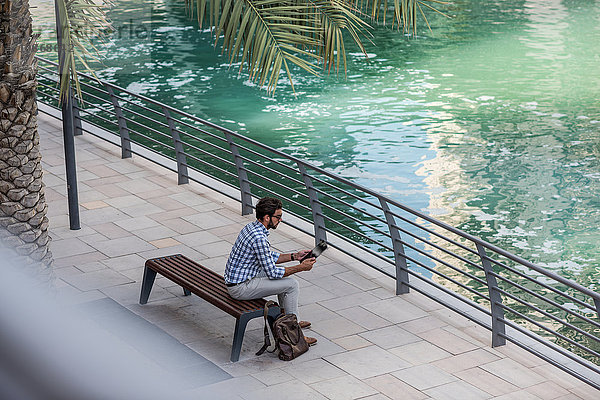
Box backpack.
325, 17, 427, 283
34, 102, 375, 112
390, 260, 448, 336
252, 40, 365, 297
256, 301, 309, 361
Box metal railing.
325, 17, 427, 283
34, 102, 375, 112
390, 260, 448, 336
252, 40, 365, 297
35, 56, 600, 388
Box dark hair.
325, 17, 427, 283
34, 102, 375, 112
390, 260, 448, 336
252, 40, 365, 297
256, 197, 282, 220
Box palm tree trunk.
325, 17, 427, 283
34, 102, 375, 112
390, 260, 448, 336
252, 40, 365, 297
0, 0, 54, 275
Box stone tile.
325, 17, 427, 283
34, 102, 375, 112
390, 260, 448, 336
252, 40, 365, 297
310, 374, 378, 400
423, 380, 491, 400
525, 381, 570, 399
100, 253, 146, 271
454, 368, 518, 397
116, 177, 163, 194
417, 328, 480, 355
194, 240, 235, 257
400, 315, 448, 334
550, 395, 582, 400
81, 200, 109, 210
530, 364, 583, 390
338, 306, 391, 330
430, 309, 478, 330
241, 378, 327, 400
491, 390, 542, 400
319, 291, 380, 312
480, 359, 545, 388
208, 223, 248, 238
118, 266, 145, 282
367, 287, 396, 300
251, 368, 295, 386
325, 346, 410, 380
312, 275, 363, 297
76, 261, 108, 273
147, 207, 199, 222
54, 265, 85, 278
283, 358, 347, 384
362, 297, 429, 324
335, 270, 380, 291
364, 374, 429, 400
80, 207, 130, 226
360, 325, 420, 349
311, 317, 366, 339
169, 192, 213, 207
114, 216, 160, 231
297, 303, 340, 323
432, 349, 500, 373
176, 231, 222, 247
299, 284, 338, 304
150, 238, 182, 248
93, 222, 131, 239
94, 183, 133, 198
61, 269, 133, 291
132, 225, 178, 241
390, 341, 451, 366
53, 251, 108, 268
51, 237, 96, 259
121, 203, 165, 218
303, 262, 350, 280
160, 218, 200, 234
203, 375, 264, 399
333, 335, 373, 351
392, 364, 457, 391
100, 281, 145, 305
92, 236, 156, 257
106, 160, 144, 174
360, 394, 392, 400
178, 210, 226, 229
568, 384, 600, 399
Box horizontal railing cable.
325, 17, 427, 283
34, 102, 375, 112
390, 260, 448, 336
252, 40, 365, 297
492, 272, 600, 330
488, 258, 598, 313
498, 289, 600, 347
499, 312, 600, 375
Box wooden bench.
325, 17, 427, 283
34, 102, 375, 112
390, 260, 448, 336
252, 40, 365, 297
139, 254, 280, 362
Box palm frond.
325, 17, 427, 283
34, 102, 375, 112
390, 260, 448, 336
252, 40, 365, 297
55, 0, 112, 102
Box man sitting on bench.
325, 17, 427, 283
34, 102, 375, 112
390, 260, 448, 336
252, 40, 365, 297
224, 197, 318, 346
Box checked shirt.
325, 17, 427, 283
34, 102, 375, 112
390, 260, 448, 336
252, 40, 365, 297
224, 220, 283, 284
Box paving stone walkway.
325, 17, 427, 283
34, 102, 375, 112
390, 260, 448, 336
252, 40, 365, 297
39, 112, 599, 399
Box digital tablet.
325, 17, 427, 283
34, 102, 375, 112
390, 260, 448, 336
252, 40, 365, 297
299, 240, 328, 262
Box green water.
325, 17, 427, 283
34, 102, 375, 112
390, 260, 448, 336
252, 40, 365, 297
32, 0, 600, 289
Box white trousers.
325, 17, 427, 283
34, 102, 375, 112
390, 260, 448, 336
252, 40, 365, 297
227, 272, 300, 317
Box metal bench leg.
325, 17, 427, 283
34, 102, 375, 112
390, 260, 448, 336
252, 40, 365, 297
139, 267, 157, 304
183, 288, 191, 296
231, 313, 252, 362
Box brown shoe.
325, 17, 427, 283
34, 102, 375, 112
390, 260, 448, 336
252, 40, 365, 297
304, 336, 317, 346
299, 320, 311, 329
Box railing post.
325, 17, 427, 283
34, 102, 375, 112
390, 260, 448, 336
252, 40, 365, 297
224, 132, 253, 215
594, 298, 600, 321
106, 86, 132, 159
55, 2, 80, 230
379, 198, 409, 294
71, 91, 82, 136
297, 163, 326, 244
162, 108, 189, 185
477, 243, 506, 347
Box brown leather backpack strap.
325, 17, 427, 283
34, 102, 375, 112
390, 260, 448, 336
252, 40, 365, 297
256, 301, 277, 356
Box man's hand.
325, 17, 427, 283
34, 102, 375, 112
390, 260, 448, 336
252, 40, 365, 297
300, 257, 316, 272
296, 249, 311, 261
283, 255, 316, 276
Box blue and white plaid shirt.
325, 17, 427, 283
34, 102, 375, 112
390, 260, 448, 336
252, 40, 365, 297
224, 221, 283, 284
